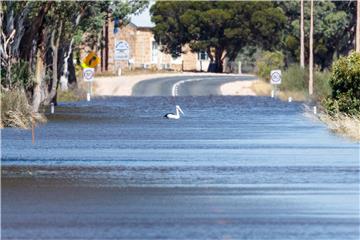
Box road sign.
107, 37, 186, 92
115, 40, 129, 60
83, 68, 95, 82
82, 52, 100, 68
270, 70, 282, 85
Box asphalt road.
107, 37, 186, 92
132, 74, 257, 96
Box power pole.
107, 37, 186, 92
309, 0, 314, 96
357, 0, 360, 52
300, 0, 305, 68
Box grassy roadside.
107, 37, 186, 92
1, 90, 46, 128
252, 59, 359, 142
318, 113, 360, 141
249, 80, 308, 101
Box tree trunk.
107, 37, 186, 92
20, 2, 52, 62
60, 38, 74, 91
67, 51, 77, 88
12, 2, 32, 58
207, 47, 223, 73
356, 0, 360, 52
300, 0, 305, 68
45, 21, 63, 105
309, 0, 314, 96
32, 49, 44, 113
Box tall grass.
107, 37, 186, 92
1, 90, 46, 128
280, 64, 331, 101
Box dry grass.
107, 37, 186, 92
250, 80, 272, 96
250, 80, 307, 101
1, 90, 46, 129
57, 87, 87, 102
319, 113, 360, 141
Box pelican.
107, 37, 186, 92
164, 105, 184, 119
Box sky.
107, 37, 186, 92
130, 3, 154, 27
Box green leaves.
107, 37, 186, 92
325, 52, 360, 115
151, 1, 286, 66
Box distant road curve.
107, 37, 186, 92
132, 74, 257, 97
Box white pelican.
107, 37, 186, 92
164, 105, 184, 119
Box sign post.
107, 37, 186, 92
83, 68, 95, 101
270, 70, 281, 98
115, 40, 129, 76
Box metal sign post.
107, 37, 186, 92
270, 70, 282, 98
83, 68, 95, 101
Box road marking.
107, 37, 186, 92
171, 78, 208, 96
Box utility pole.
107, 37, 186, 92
309, 0, 314, 96
300, 0, 305, 68
357, 0, 360, 52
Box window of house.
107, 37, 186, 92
198, 51, 208, 61
152, 41, 158, 63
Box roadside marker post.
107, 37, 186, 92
51, 102, 55, 114
83, 68, 95, 102
270, 70, 281, 98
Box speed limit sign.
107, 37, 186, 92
270, 70, 281, 85
83, 68, 95, 82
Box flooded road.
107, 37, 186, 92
2, 95, 359, 239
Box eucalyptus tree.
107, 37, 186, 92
151, 1, 286, 73
1, 0, 148, 112
357, 0, 360, 52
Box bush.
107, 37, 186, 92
314, 70, 331, 101
280, 65, 330, 101
324, 52, 360, 115
1, 90, 33, 128
1, 90, 46, 128
280, 64, 307, 92
256, 51, 285, 81
1, 60, 33, 90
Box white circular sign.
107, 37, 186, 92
270, 70, 282, 84
83, 68, 94, 82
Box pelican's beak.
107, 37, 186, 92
178, 106, 184, 115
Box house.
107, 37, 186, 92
96, 19, 211, 74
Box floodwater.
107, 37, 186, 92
1, 96, 359, 240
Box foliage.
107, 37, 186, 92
280, 64, 307, 92
1, 0, 148, 124
314, 70, 331, 101
256, 51, 285, 81
1, 57, 33, 91
277, 1, 354, 69
151, 1, 286, 72
323, 52, 360, 115
1, 90, 33, 128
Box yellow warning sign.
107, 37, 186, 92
82, 51, 100, 68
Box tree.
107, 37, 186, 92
300, 0, 305, 68
280, 1, 354, 69
1, 1, 148, 113
151, 1, 286, 73
309, 0, 314, 96
357, 0, 360, 52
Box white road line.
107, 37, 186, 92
171, 78, 208, 97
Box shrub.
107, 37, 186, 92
1, 90, 33, 128
280, 64, 307, 92
314, 70, 331, 101
256, 51, 285, 81
324, 52, 360, 115
280, 65, 330, 101
1, 90, 46, 128
1, 60, 33, 90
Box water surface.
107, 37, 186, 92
2, 96, 359, 239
